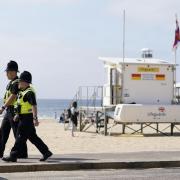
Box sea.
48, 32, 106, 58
0, 99, 102, 120
37, 99, 72, 119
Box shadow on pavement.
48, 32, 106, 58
14, 157, 97, 164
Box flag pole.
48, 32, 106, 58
174, 48, 177, 103
121, 9, 126, 103
174, 13, 178, 103
123, 9, 125, 65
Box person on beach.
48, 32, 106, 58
2, 71, 52, 162
0, 61, 28, 158
70, 101, 79, 137
59, 112, 65, 123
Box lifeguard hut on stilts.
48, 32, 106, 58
99, 48, 180, 136
65, 12, 180, 136
66, 48, 180, 136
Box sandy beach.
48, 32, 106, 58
2, 119, 180, 156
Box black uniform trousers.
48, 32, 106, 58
0, 107, 28, 157
10, 114, 49, 158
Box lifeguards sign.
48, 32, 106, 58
131, 67, 165, 81
138, 67, 159, 72
131, 73, 165, 80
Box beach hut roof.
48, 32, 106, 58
99, 57, 175, 66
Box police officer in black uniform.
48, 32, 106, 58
2, 71, 52, 162
0, 61, 28, 158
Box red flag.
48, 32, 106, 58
173, 19, 180, 49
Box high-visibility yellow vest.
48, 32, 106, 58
17, 87, 36, 114
3, 79, 19, 106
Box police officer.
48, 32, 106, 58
2, 71, 52, 162
0, 61, 28, 158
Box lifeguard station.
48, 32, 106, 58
65, 49, 180, 136
99, 49, 180, 135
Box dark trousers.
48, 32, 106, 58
10, 117, 49, 158
71, 115, 78, 127
0, 108, 28, 157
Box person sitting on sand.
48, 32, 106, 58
59, 112, 65, 123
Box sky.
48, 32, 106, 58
0, 0, 179, 99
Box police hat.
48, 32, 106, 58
19, 71, 32, 84
5, 60, 19, 72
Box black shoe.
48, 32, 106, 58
0, 152, 4, 158
40, 151, 53, 161
2, 156, 17, 162
17, 155, 28, 159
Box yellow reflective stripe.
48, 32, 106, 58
4, 79, 19, 104
18, 87, 35, 114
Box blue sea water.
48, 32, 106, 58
37, 99, 72, 119
0, 99, 71, 119
0, 99, 102, 120
37, 99, 102, 119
